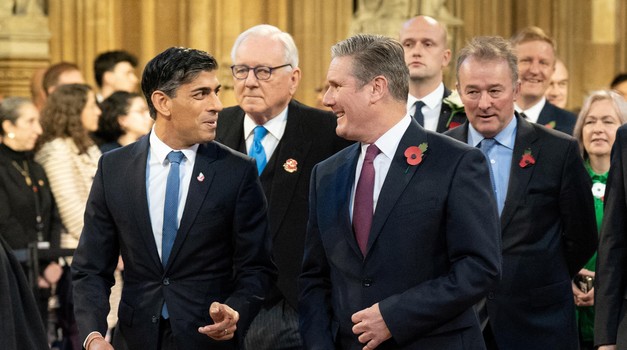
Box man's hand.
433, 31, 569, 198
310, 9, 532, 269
351, 303, 391, 349
197, 302, 239, 341
85, 333, 113, 350
598, 346, 617, 350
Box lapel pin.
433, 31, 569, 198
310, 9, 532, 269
283, 158, 298, 173
197, 172, 205, 182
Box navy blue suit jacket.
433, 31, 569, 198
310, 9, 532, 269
72, 135, 276, 350
299, 120, 501, 349
537, 100, 577, 136
446, 115, 597, 349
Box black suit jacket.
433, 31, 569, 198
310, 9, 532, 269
216, 100, 351, 308
537, 100, 577, 136
595, 124, 627, 347
72, 135, 276, 350
446, 115, 597, 349
435, 88, 467, 133
299, 120, 502, 349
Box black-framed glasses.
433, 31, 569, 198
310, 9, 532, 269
230, 63, 292, 81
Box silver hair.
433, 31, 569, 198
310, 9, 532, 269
231, 24, 299, 67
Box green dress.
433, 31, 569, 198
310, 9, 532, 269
577, 161, 607, 343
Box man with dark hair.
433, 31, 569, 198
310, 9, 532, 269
93, 50, 139, 101
72, 47, 276, 350
299, 34, 501, 349
511, 26, 577, 135
42, 61, 85, 96
610, 73, 627, 98
446, 36, 597, 350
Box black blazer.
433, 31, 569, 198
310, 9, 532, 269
216, 100, 351, 308
595, 124, 627, 347
446, 115, 597, 349
72, 135, 276, 350
435, 88, 467, 133
537, 100, 577, 136
299, 120, 502, 349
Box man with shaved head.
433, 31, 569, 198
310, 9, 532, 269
399, 15, 465, 132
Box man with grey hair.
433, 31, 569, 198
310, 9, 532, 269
298, 33, 501, 349
446, 36, 597, 350
216, 24, 350, 349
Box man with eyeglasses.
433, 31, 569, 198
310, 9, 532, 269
216, 24, 351, 350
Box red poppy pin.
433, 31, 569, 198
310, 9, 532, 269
519, 148, 536, 168
448, 121, 461, 130
404, 143, 428, 173
544, 121, 556, 129
283, 158, 298, 173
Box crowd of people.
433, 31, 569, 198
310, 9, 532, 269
1, 15, 627, 350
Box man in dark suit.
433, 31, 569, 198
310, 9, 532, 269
299, 34, 501, 349
216, 24, 351, 350
511, 26, 577, 135
445, 36, 597, 349
595, 124, 627, 350
399, 15, 466, 133
72, 47, 276, 350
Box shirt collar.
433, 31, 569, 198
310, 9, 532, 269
149, 127, 199, 166
515, 97, 546, 123
584, 160, 609, 182
244, 105, 289, 140
407, 82, 444, 111
364, 115, 412, 160
468, 115, 517, 150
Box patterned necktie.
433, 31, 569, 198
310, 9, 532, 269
479, 138, 497, 195
161, 151, 184, 318
353, 144, 380, 256
412, 100, 426, 126
250, 126, 268, 175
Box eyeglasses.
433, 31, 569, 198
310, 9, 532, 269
230, 63, 292, 81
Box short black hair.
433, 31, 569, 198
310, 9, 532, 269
611, 73, 627, 89
141, 47, 218, 118
94, 91, 143, 144
94, 50, 139, 88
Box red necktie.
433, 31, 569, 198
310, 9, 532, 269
353, 144, 380, 256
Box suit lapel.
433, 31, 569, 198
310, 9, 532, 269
339, 145, 364, 258
366, 121, 427, 256
126, 135, 163, 270
436, 88, 452, 133
265, 101, 312, 237
218, 108, 246, 152
166, 143, 218, 270
500, 115, 540, 230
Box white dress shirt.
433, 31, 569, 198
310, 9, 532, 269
407, 82, 445, 131
515, 97, 546, 124
147, 130, 198, 260
350, 115, 412, 220
243, 106, 289, 161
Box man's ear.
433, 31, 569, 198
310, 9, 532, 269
102, 71, 113, 87
151, 91, 171, 118
370, 75, 388, 103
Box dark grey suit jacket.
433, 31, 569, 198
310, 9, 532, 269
446, 115, 597, 349
537, 100, 577, 135
595, 124, 627, 347
216, 100, 351, 308
72, 135, 276, 350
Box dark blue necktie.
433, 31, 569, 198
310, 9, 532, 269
250, 126, 268, 174
161, 151, 184, 318
412, 100, 425, 126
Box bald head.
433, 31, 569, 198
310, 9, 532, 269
399, 15, 451, 97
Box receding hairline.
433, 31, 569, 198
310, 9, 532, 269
400, 15, 448, 46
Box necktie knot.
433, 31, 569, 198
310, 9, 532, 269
365, 144, 380, 163
479, 138, 497, 155
253, 126, 268, 141
412, 101, 426, 126
167, 151, 184, 165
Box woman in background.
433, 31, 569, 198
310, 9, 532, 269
93, 91, 153, 153
0, 97, 63, 333
572, 89, 627, 350
35, 84, 101, 249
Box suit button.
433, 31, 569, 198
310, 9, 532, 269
362, 279, 373, 287
487, 291, 495, 299
152, 316, 158, 323
163, 278, 170, 286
